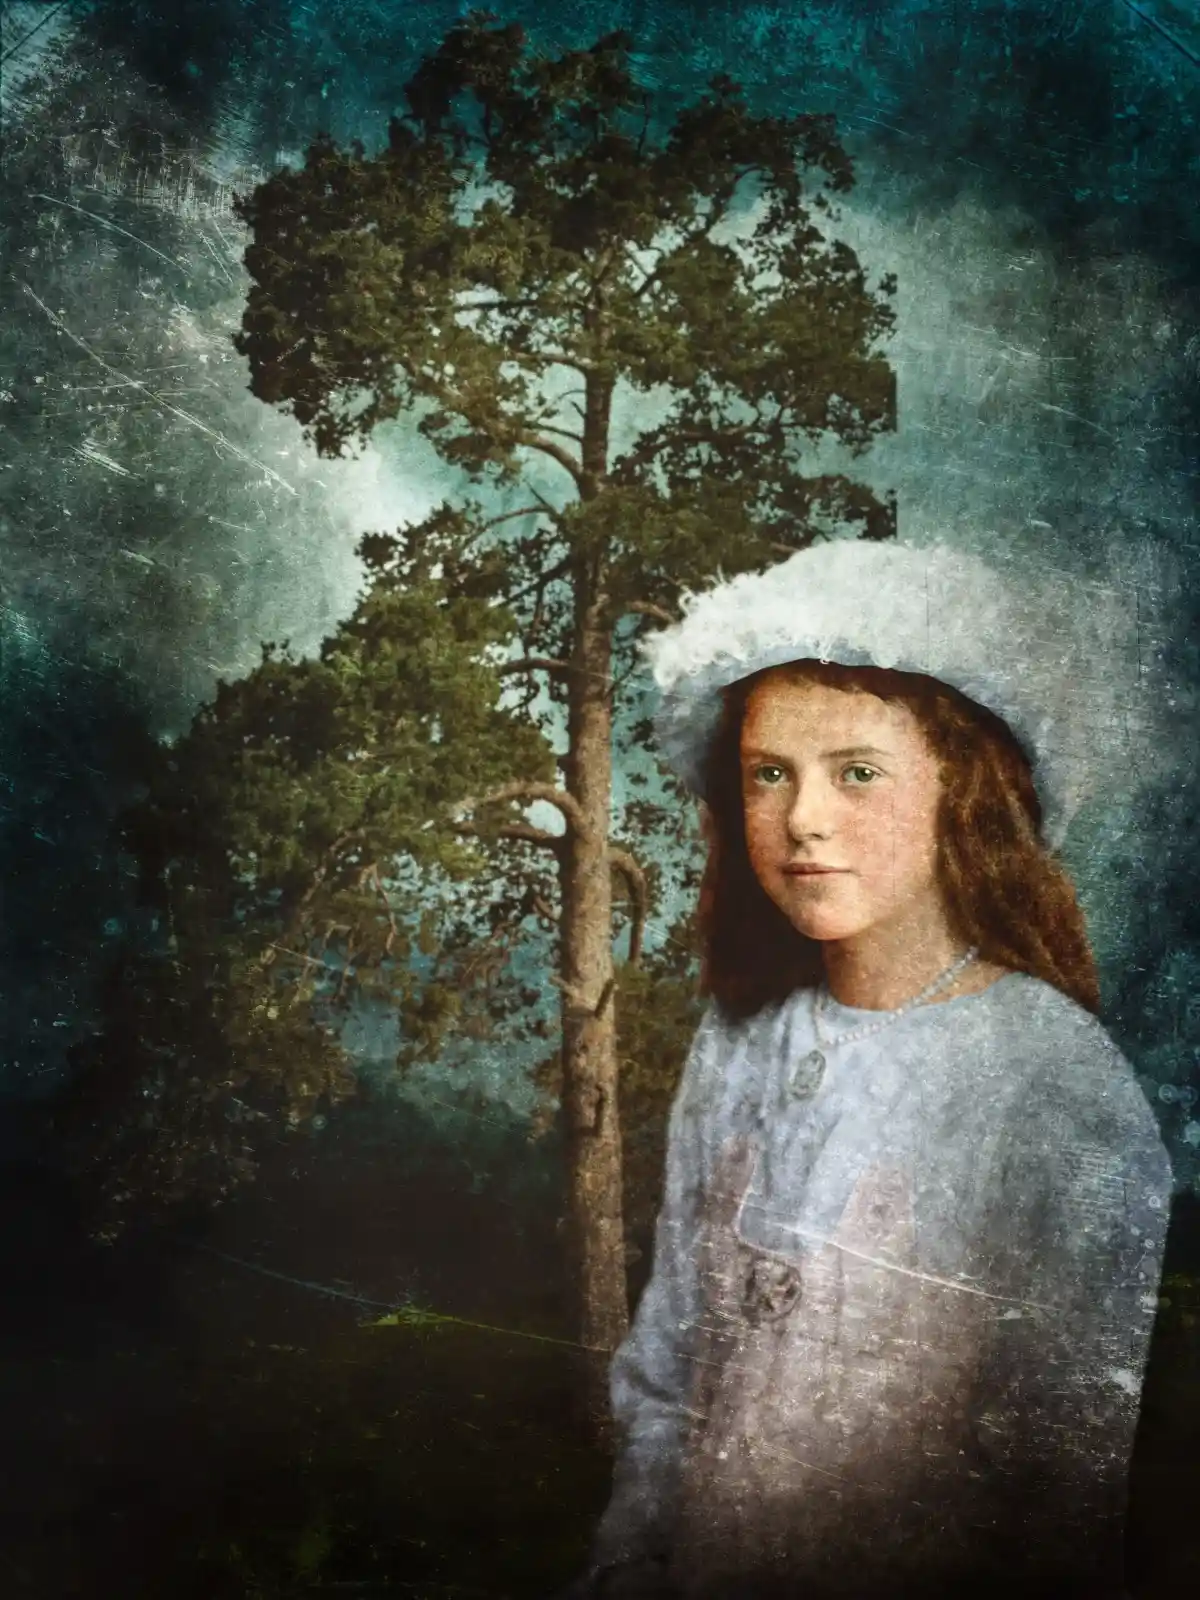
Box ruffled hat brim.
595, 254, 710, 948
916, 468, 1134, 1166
638, 538, 1146, 848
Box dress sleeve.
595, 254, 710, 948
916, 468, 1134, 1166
586, 1006, 725, 1581
968, 1055, 1173, 1595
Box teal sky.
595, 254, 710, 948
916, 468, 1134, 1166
2, 0, 1198, 1181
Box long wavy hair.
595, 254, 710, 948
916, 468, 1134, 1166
696, 660, 1100, 1021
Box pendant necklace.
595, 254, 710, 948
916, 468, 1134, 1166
788, 945, 980, 1100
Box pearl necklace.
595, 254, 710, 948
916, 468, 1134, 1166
788, 945, 980, 1100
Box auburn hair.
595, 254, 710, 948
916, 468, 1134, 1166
696, 660, 1100, 1021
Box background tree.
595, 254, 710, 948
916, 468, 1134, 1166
63, 12, 896, 1367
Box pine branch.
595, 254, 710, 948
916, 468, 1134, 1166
626, 175, 756, 301
518, 431, 583, 483
413, 366, 582, 484
452, 819, 565, 852
446, 780, 586, 837
502, 347, 597, 375
531, 421, 586, 445
495, 656, 574, 677
625, 601, 675, 626
610, 846, 648, 965
370, 865, 399, 957
615, 417, 760, 478
477, 506, 547, 533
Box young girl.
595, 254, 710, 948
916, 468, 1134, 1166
573, 541, 1172, 1598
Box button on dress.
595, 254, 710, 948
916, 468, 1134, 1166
589, 973, 1173, 1599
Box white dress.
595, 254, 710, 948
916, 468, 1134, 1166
589, 972, 1173, 1598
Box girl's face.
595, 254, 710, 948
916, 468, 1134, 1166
739, 673, 948, 949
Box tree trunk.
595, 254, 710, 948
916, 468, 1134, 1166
559, 368, 627, 1427
560, 597, 628, 1378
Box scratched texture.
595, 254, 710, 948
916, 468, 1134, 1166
2, 2, 1199, 1594
1, 0, 1198, 1179
595, 969, 1172, 1594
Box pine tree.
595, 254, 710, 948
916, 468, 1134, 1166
232, 12, 896, 1360
68, 14, 896, 1374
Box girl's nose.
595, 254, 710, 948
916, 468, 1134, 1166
786, 771, 835, 842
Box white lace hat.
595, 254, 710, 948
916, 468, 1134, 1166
638, 539, 1150, 848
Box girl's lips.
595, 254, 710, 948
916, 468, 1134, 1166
783, 865, 847, 875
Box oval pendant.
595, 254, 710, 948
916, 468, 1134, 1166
790, 1047, 826, 1099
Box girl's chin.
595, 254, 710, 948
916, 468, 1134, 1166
780, 901, 948, 948
786, 918, 866, 943
775, 904, 871, 943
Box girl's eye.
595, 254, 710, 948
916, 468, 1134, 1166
842, 764, 880, 786
752, 764, 786, 786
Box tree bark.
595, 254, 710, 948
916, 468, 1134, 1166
560, 614, 626, 1361
559, 368, 628, 1415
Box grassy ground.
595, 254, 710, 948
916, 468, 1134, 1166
0, 1155, 1197, 1598
0, 1261, 611, 1597
0, 1129, 609, 1600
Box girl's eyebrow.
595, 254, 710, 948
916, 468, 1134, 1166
741, 743, 895, 762
825, 744, 894, 761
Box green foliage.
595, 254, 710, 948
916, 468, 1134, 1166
234, 14, 897, 593
62, 526, 558, 1237
613, 910, 706, 1258
65, 15, 895, 1240
170, 1319, 609, 1597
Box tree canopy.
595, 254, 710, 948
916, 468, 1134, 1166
235, 14, 895, 583
62, 15, 895, 1344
